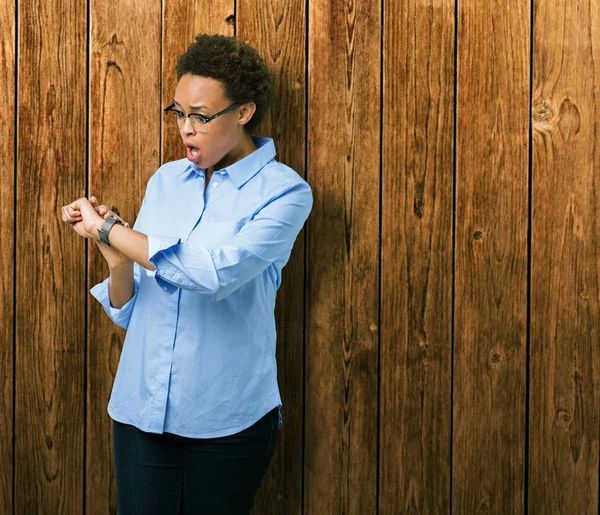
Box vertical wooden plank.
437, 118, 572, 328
162, 0, 234, 165
305, 0, 380, 513
453, 0, 529, 512
87, 1, 161, 512
16, 0, 86, 511
529, 0, 600, 511
380, 0, 455, 511
237, 1, 306, 512
0, 0, 15, 512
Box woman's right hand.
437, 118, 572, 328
89, 196, 133, 270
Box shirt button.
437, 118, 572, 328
159, 270, 165, 275
220, 171, 226, 175
213, 182, 219, 188
163, 286, 168, 291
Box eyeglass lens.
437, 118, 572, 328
166, 112, 209, 133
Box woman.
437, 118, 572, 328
61, 34, 312, 514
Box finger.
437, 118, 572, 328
64, 206, 82, 223
62, 206, 78, 223
98, 205, 112, 219
69, 199, 80, 209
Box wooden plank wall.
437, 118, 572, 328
16, 0, 87, 513
453, 0, 530, 512
380, 0, 454, 511
305, 0, 380, 513
529, 0, 600, 512
0, 0, 15, 512
2, 0, 599, 513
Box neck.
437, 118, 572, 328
208, 133, 257, 175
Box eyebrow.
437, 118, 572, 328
173, 100, 208, 110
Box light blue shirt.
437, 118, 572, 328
90, 136, 312, 438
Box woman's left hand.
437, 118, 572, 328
61, 197, 104, 241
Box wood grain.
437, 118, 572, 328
529, 0, 600, 511
305, 0, 380, 512
87, 1, 161, 512
16, 0, 87, 512
0, 0, 15, 512
380, 0, 455, 512
453, 0, 530, 512
7, 0, 600, 512
161, 0, 234, 165
237, 0, 307, 512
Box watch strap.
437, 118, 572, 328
97, 215, 124, 246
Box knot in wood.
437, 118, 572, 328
557, 410, 571, 426
489, 350, 502, 366
533, 99, 554, 124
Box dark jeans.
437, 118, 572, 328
112, 407, 279, 515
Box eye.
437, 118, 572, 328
172, 110, 185, 119
190, 114, 209, 124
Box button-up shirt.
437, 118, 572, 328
90, 136, 312, 437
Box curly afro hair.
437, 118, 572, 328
176, 34, 274, 133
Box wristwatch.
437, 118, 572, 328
97, 214, 125, 246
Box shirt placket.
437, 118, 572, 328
203, 169, 229, 207
152, 170, 206, 432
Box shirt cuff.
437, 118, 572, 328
147, 233, 223, 296
147, 234, 183, 294
90, 276, 139, 329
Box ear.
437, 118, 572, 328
237, 102, 257, 126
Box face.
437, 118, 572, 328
172, 74, 255, 171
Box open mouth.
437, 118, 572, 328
186, 145, 201, 161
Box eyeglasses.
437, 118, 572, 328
163, 102, 240, 134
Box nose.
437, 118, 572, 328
180, 116, 196, 135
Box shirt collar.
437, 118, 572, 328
179, 136, 276, 189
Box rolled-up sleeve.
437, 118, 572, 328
89, 182, 151, 328
90, 262, 142, 329
148, 179, 313, 302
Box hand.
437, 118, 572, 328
87, 197, 133, 268
61, 197, 104, 241
89, 196, 130, 228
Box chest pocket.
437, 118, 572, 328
184, 220, 242, 250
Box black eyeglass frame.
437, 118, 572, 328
163, 102, 241, 128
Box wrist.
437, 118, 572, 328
93, 217, 104, 242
